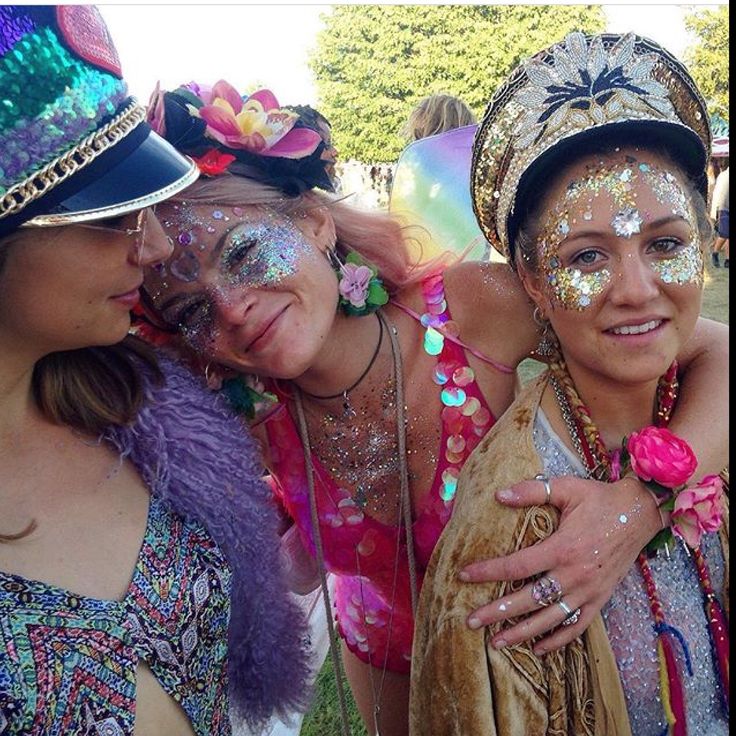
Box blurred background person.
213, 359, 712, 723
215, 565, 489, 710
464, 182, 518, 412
711, 160, 729, 268
401, 93, 477, 143
391, 93, 491, 263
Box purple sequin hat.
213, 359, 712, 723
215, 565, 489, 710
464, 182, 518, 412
0, 6, 199, 237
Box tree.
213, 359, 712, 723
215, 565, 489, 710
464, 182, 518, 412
684, 6, 729, 123
310, 5, 605, 162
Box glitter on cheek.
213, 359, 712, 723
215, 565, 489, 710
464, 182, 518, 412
548, 266, 611, 311
650, 241, 704, 286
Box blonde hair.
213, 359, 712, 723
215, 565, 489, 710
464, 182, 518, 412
164, 174, 449, 292
403, 93, 476, 143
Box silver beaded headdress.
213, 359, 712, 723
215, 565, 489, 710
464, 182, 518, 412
471, 32, 711, 261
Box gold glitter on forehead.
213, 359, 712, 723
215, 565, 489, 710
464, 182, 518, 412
471, 31, 711, 261
537, 158, 701, 310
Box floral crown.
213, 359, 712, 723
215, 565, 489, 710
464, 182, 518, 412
471, 32, 711, 261
147, 80, 335, 194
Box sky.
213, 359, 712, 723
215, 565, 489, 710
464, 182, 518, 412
98, 2, 726, 107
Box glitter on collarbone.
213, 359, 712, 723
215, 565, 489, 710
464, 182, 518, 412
311, 378, 401, 514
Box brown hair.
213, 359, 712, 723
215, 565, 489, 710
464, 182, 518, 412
403, 93, 476, 143
0, 235, 162, 542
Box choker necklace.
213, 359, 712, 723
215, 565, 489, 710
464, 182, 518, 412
298, 313, 384, 418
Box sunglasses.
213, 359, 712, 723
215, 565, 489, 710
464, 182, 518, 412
78, 208, 148, 238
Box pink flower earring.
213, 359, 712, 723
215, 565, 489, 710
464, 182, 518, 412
327, 246, 389, 317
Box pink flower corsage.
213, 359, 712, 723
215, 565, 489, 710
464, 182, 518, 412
626, 426, 697, 489
671, 474, 726, 548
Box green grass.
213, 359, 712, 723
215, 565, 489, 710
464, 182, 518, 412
300, 263, 729, 735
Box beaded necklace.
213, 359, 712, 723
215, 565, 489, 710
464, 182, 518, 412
548, 351, 729, 735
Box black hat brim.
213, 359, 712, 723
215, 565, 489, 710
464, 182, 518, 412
3, 118, 198, 235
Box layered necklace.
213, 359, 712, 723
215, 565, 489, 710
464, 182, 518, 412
548, 350, 729, 735
294, 309, 418, 736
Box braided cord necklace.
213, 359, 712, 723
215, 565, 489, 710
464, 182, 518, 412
294, 308, 418, 736
548, 351, 729, 735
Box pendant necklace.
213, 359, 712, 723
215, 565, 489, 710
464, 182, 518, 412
299, 313, 384, 418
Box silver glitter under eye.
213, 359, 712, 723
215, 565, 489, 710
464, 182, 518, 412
650, 241, 704, 286
221, 216, 312, 289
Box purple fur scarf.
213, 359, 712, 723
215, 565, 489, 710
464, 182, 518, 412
106, 354, 311, 729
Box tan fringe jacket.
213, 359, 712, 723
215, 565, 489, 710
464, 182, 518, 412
410, 376, 729, 736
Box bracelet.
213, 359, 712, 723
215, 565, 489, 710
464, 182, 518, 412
643, 486, 671, 531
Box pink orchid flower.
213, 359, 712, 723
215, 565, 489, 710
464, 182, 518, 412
339, 263, 373, 308
197, 81, 321, 158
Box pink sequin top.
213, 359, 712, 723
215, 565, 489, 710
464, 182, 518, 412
261, 273, 499, 673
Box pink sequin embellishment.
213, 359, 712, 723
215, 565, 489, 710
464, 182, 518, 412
56, 6, 123, 78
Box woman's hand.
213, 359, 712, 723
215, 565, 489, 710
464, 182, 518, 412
459, 475, 663, 654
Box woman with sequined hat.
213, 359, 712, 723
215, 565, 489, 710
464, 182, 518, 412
411, 31, 729, 736
0, 6, 311, 735
135, 61, 729, 734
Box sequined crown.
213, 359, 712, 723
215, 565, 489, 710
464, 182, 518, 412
0, 5, 197, 236
471, 32, 711, 261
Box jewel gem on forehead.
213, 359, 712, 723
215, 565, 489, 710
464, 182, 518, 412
611, 207, 643, 238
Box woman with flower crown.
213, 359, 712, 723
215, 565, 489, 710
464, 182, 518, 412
0, 7, 310, 736
138, 67, 728, 736
411, 31, 729, 736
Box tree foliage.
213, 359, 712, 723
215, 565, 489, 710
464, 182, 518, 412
684, 6, 729, 124
309, 5, 605, 162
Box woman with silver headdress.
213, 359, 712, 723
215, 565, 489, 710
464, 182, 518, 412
411, 31, 729, 736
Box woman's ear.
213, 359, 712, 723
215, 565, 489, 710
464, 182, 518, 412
295, 203, 336, 254
517, 263, 550, 317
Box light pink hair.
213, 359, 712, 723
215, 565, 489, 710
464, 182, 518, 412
165, 175, 452, 292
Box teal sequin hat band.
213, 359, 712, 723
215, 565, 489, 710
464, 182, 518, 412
0, 5, 198, 236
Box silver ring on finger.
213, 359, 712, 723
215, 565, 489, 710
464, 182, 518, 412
531, 575, 562, 607
534, 474, 552, 504
561, 607, 581, 627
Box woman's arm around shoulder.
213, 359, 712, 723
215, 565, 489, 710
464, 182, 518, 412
442, 260, 539, 369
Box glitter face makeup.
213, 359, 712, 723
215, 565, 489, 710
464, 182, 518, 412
147, 202, 320, 353
220, 215, 308, 290
536, 154, 703, 311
